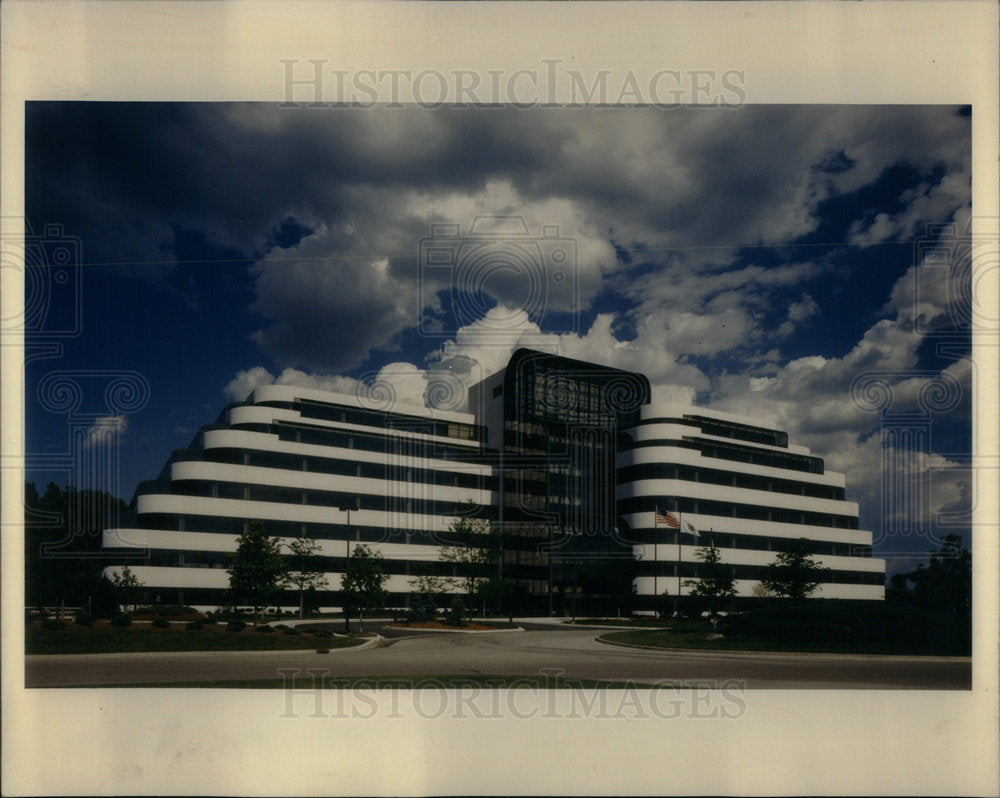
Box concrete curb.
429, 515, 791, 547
384, 625, 524, 634
594, 634, 680, 652
562, 622, 673, 631
315, 633, 384, 652
25, 634, 383, 661
593, 633, 973, 662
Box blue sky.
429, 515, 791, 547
24, 102, 972, 572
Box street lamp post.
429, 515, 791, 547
339, 499, 359, 632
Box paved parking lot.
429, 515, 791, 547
24, 624, 971, 689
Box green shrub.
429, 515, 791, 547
110, 614, 132, 628
282, 627, 300, 636
718, 599, 971, 655
255, 625, 275, 634
185, 621, 203, 631
308, 629, 331, 638
446, 599, 468, 628
73, 614, 94, 627
406, 594, 437, 624
42, 619, 66, 631
668, 620, 714, 634
151, 618, 171, 629
135, 604, 196, 618
225, 620, 246, 633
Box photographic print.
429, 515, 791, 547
3, 2, 997, 796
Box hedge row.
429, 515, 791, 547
719, 600, 970, 655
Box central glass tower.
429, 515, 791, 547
469, 349, 651, 615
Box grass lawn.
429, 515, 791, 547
599, 627, 966, 656
25, 621, 373, 655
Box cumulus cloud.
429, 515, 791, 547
848, 162, 971, 249
699, 182, 975, 537
224, 366, 276, 402
83, 416, 127, 449
834, 435, 970, 553
708, 249, 972, 537
613, 260, 827, 363
776, 293, 820, 338
226, 302, 714, 415
31, 103, 971, 372
226, 361, 443, 411
250, 246, 417, 372
423, 305, 713, 410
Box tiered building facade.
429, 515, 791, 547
618, 404, 884, 605
102, 383, 495, 608
102, 349, 884, 613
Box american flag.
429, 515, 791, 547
685, 519, 699, 538
655, 507, 680, 528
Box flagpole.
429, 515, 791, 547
653, 508, 658, 605
677, 511, 682, 604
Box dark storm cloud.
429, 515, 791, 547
27, 102, 969, 373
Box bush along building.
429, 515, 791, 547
101, 349, 884, 614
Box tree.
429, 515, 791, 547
90, 574, 120, 619
445, 597, 468, 628
885, 571, 912, 605
760, 538, 829, 600
887, 534, 971, 614
227, 520, 288, 620
25, 481, 128, 610
286, 533, 328, 618
751, 582, 776, 599
301, 586, 321, 616
110, 565, 144, 614
438, 505, 501, 620
340, 544, 389, 632
406, 573, 448, 623
684, 543, 737, 620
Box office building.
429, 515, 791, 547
102, 349, 884, 612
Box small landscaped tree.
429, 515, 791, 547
340, 544, 389, 632
227, 520, 288, 620
110, 564, 144, 614
286, 533, 328, 618
761, 538, 829, 600
684, 543, 737, 621
438, 503, 501, 622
